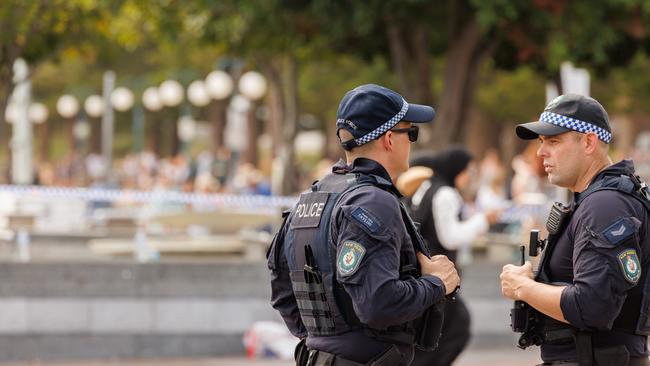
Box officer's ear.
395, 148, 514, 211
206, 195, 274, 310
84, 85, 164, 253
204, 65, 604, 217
378, 131, 394, 152
583, 132, 599, 155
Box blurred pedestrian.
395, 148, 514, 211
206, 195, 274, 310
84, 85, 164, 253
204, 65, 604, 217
407, 146, 501, 366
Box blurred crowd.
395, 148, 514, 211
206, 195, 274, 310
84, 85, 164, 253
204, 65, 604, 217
26, 147, 272, 196
3, 140, 649, 205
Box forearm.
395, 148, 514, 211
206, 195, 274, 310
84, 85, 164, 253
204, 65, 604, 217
520, 280, 568, 324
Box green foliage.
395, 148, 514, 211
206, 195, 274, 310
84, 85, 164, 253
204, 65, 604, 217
3, 0, 650, 164
475, 62, 546, 125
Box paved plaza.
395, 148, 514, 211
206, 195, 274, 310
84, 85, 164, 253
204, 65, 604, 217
0, 346, 541, 366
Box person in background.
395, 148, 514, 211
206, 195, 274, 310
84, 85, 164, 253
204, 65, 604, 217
407, 146, 501, 366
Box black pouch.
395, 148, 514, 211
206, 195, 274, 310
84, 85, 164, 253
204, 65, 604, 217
593, 345, 630, 366
295, 338, 309, 366
414, 301, 446, 351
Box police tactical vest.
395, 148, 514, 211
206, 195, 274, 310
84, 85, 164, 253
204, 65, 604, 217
281, 171, 423, 343
538, 172, 650, 337
408, 178, 457, 263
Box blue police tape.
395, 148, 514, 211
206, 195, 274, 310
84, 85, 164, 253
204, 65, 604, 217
0, 185, 298, 209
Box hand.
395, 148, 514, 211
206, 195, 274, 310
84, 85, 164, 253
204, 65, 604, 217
500, 262, 534, 301
417, 253, 460, 295
485, 208, 503, 225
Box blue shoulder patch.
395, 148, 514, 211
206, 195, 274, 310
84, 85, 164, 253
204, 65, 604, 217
351, 207, 382, 233
602, 217, 635, 246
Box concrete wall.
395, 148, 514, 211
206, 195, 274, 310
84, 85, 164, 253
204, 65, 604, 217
0, 259, 516, 361
0, 261, 279, 361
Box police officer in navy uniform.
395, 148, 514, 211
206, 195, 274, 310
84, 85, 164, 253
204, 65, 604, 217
500, 94, 650, 366
268, 84, 460, 366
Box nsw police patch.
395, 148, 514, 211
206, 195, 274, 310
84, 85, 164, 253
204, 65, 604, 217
337, 241, 366, 277
617, 249, 641, 284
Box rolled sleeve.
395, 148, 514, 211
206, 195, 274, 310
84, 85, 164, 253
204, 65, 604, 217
334, 189, 443, 328
420, 274, 446, 301
559, 192, 643, 331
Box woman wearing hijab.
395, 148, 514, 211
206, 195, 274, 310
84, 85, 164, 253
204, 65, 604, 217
408, 146, 500, 366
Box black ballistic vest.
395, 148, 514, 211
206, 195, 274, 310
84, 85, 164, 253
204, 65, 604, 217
538, 172, 650, 338
281, 171, 424, 343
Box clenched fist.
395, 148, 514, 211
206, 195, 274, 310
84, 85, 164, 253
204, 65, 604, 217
500, 262, 534, 301
417, 253, 460, 295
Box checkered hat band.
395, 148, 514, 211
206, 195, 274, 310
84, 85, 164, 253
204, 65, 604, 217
540, 112, 612, 143
355, 99, 409, 146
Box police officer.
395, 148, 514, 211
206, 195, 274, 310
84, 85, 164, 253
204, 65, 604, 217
268, 84, 460, 366
500, 94, 650, 365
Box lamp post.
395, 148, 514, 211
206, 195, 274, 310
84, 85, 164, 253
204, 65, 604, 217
205, 70, 234, 153
158, 80, 184, 156
238, 71, 267, 166
84, 95, 104, 155
185, 80, 210, 155
56, 94, 80, 156
28, 103, 48, 163
111, 86, 138, 153
142, 86, 163, 156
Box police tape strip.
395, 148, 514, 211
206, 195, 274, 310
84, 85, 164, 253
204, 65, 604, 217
0, 185, 298, 209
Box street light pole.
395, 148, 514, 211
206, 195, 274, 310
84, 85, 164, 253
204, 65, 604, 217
238, 71, 267, 167
101, 71, 115, 180
84, 95, 104, 155
142, 86, 163, 156
205, 70, 234, 153
111, 86, 135, 153
28, 103, 48, 164
158, 80, 184, 157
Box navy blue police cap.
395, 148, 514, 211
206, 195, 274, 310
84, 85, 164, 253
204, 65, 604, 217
516, 93, 612, 144
336, 84, 435, 150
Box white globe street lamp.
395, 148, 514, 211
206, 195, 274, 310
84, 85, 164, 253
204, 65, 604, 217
73, 121, 91, 140
238, 71, 267, 101
84, 95, 104, 118
158, 80, 184, 107
206, 70, 234, 100
178, 116, 197, 142
111, 87, 135, 112
187, 80, 211, 107
28, 103, 48, 124
142, 87, 163, 111
56, 95, 80, 118
4, 102, 18, 124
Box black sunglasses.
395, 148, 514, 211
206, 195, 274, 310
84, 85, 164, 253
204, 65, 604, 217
391, 125, 419, 142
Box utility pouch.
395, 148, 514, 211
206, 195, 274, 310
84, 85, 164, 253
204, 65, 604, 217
295, 338, 309, 366
414, 301, 446, 351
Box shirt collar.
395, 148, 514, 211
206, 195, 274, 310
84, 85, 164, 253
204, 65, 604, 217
339, 157, 401, 197
573, 159, 636, 201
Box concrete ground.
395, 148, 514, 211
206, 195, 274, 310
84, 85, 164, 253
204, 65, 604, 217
0, 346, 542, 366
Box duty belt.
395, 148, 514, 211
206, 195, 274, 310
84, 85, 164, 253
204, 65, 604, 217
305, 345, 406, 366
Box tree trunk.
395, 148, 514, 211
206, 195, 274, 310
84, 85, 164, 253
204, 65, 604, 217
0, 65, 14, 166
262, 61, 284, 158
209, 100, 226, 153
386, 24, 433, 105
431, 18, 485, 149
281, 55, 299, 195
243, 105, 258, 166
170, 109, 180, 156
262, 55, 299, 195
38, 121, 49, 162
